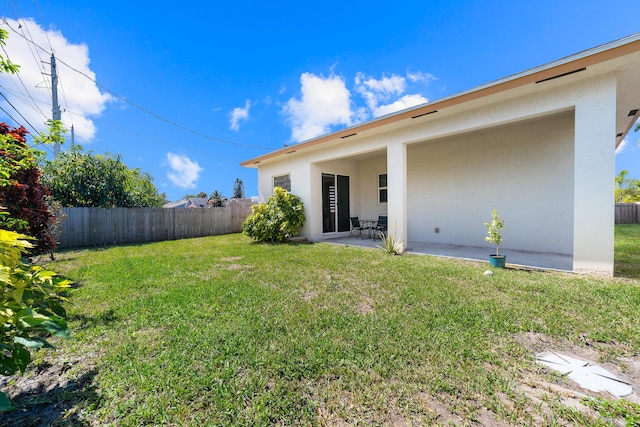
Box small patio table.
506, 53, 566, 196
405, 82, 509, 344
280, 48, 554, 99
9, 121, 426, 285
359, 219, 378, 238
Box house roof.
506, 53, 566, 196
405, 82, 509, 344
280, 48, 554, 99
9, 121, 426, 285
163, 197, 209, 208
186, 197, 209, 208
163, 199, 188, 208
241, 33, 640, 168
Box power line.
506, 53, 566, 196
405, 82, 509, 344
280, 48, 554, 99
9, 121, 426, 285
2, 8, 51, 95
0, 91, 39, 132
1, 17, 277, 151
0, 104, 21, 127
0, 102, 54, 156
0, 83, 49, 110
97, 119, 238, 160
0, 84, 51, 127
31, 0, 54, 53
55, 55, 276, 150
30, 0, 72, 122
0, 44, 48, 118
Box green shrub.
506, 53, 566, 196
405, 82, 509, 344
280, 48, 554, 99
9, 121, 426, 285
242, 187, 305, 242
0, 229, 71, 410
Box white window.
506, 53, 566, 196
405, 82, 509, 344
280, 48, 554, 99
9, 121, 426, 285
378, 173, 387, 204
273, 174, 291, 192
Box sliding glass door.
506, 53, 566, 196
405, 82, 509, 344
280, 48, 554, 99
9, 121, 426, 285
322, 173, 350, 234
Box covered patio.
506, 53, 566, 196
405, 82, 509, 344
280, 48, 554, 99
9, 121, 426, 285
324, 235, 573, 272
243, 34, 640, 276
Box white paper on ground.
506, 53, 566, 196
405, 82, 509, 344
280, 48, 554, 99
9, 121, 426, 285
535, 352, 633, 397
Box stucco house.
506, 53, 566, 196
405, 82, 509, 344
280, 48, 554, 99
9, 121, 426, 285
242, 34, 640, 276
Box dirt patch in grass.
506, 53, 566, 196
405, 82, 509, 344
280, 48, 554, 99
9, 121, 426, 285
516, 332, 640, 399
0, 355, 99, 426
514, 332, 640, 423
356, 296, 375, 315
302, 290, 318, 301
219, 256, 251, 271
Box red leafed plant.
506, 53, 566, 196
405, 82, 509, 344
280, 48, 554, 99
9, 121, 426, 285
0, 123, 56, 255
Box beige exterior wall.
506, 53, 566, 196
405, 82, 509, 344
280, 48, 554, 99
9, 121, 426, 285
359, 157, 387, 220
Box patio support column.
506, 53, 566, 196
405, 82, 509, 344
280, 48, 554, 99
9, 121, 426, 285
573, 75, 616, 276
387, 142, 407, 251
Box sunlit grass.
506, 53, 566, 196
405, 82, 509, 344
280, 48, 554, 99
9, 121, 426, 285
7, 229, 640, 425
615, 224, 640, 278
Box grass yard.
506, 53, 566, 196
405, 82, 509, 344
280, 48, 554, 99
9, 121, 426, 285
615, 224, 640, 278
1, 226, 640, 426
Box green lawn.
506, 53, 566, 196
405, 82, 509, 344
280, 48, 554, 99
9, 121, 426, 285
2, 227, 640, 426
615, 224, 640, 278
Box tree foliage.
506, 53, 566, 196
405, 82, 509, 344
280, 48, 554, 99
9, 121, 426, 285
182, 192, 207, 200
232, 178, 245, 199
615, 170, 640, 203
242, 187, 305, 242
0, 123, 56, 255
0, 30, 70, 411
42, 145, 166, 207
0, 29, 19, 75
0, 229, 70, 410
485, 209, 504, 257
208, 190, 224, 207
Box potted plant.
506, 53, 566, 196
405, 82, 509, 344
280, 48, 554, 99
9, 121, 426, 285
485, 209, 506, 268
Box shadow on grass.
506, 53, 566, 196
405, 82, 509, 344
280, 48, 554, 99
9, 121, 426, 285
0, 365, 100, 427
69, 309, 119, 330
614, 263, 640, 280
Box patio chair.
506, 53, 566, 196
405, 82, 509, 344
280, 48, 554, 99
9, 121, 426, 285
349, 216, 365, 239
374, 215, 387, 239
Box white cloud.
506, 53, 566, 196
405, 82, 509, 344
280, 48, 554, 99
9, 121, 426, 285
355, 72, 406, 112
282, 68, 435, 142
406, 70, 437, 83
373, 93, 428, 117
0, 18, 113, 141
354, 71, 431, 119
283, 72, 352, 142
166, 152, 203, 189
229, 99, 250, 131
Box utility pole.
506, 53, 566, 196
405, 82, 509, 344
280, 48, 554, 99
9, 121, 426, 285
50, 53, 62, 157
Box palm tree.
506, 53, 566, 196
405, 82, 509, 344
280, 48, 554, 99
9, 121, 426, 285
208, 190, 224, 207
615, 170, 640, 203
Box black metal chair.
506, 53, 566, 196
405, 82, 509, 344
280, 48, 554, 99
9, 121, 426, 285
349, 216, 365, 239
374, 215, 387, 239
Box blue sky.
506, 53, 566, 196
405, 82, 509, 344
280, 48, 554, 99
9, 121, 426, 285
1, 1, 639, 202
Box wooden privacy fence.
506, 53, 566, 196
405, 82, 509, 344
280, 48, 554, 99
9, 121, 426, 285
58, 199, 255, 249
615, 203, 640, 224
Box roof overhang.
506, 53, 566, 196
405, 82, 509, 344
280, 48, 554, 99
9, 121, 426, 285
242, 33, 640, 168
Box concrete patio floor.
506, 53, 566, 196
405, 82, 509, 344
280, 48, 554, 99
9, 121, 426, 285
324, 235, 573, 272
